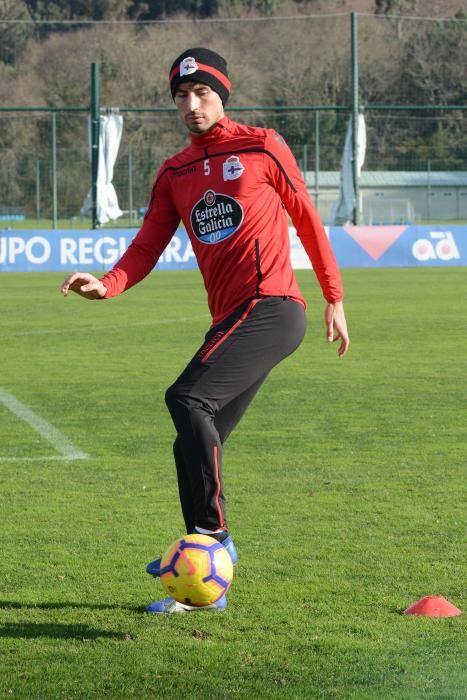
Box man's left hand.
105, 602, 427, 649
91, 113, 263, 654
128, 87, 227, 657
325, 301, 350, 357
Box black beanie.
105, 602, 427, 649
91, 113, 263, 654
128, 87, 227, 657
169, 48, 231, 105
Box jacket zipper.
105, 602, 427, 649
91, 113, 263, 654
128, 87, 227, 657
255, 239, 262, 297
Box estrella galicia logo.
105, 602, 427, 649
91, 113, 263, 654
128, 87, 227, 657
190, 190, 244, 244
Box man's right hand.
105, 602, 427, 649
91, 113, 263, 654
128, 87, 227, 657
60, 272, 107, 300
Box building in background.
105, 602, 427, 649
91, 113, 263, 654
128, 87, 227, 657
306, 171, 467, 225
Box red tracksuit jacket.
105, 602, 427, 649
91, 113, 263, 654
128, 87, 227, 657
101, 116, 343, 325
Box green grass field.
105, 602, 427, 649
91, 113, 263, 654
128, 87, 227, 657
1, 217, 140, 230
0, 268, 466, 699
3, 217, 467, 230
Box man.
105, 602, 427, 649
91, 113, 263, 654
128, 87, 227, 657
60, 48, 349, 614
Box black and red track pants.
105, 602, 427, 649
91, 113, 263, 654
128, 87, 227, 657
165, 296, 307, 533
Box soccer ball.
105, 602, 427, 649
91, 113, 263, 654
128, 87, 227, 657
160, 534, 233, 607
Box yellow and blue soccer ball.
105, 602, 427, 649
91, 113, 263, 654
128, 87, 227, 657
160, 534, 233, 606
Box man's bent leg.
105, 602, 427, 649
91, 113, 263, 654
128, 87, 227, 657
165, 388, 225, 530
147, 298, 305, 591
170, 376, 266, 535
165, 297, 307, 532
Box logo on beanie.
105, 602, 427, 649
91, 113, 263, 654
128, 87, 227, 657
223, 156, 245, 181
191, 190, 244, 244
180, 56, 198, 77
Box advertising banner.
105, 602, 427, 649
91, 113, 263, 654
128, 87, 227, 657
329, 225, 467, 268
1, 225, 466, 272
0, 228, 197, 273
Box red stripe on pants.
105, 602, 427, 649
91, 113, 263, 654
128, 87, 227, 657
213, 445, 224, 528
200, 299, 260, 364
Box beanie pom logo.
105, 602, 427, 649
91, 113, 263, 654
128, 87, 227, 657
180, 57, 198, 77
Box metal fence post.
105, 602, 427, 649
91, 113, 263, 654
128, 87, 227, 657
36, 159, 41, 220
427, 159, 432, 220
351, 12, 360, 225
51, 111, 57, 229
128, 142, 134, 222
314, 111, 320, 207
91, 63, 100, 229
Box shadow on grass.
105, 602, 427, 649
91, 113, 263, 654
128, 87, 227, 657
0, 600, 146, 639
0, 599, 142, 612
0, 622, 124, 640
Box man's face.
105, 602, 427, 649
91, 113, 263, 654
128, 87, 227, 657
174, 81, 224, 134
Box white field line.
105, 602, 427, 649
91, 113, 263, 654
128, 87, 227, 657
0, 387, 89, 461
0, 456, 84, 462
4, 315, 208, 337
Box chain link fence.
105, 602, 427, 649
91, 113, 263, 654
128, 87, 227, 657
1, 12, 466, 226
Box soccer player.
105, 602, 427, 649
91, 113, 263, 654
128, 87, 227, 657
60, 48, 350, 614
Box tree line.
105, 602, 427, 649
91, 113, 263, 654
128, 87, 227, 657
0, 0, 466, 218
